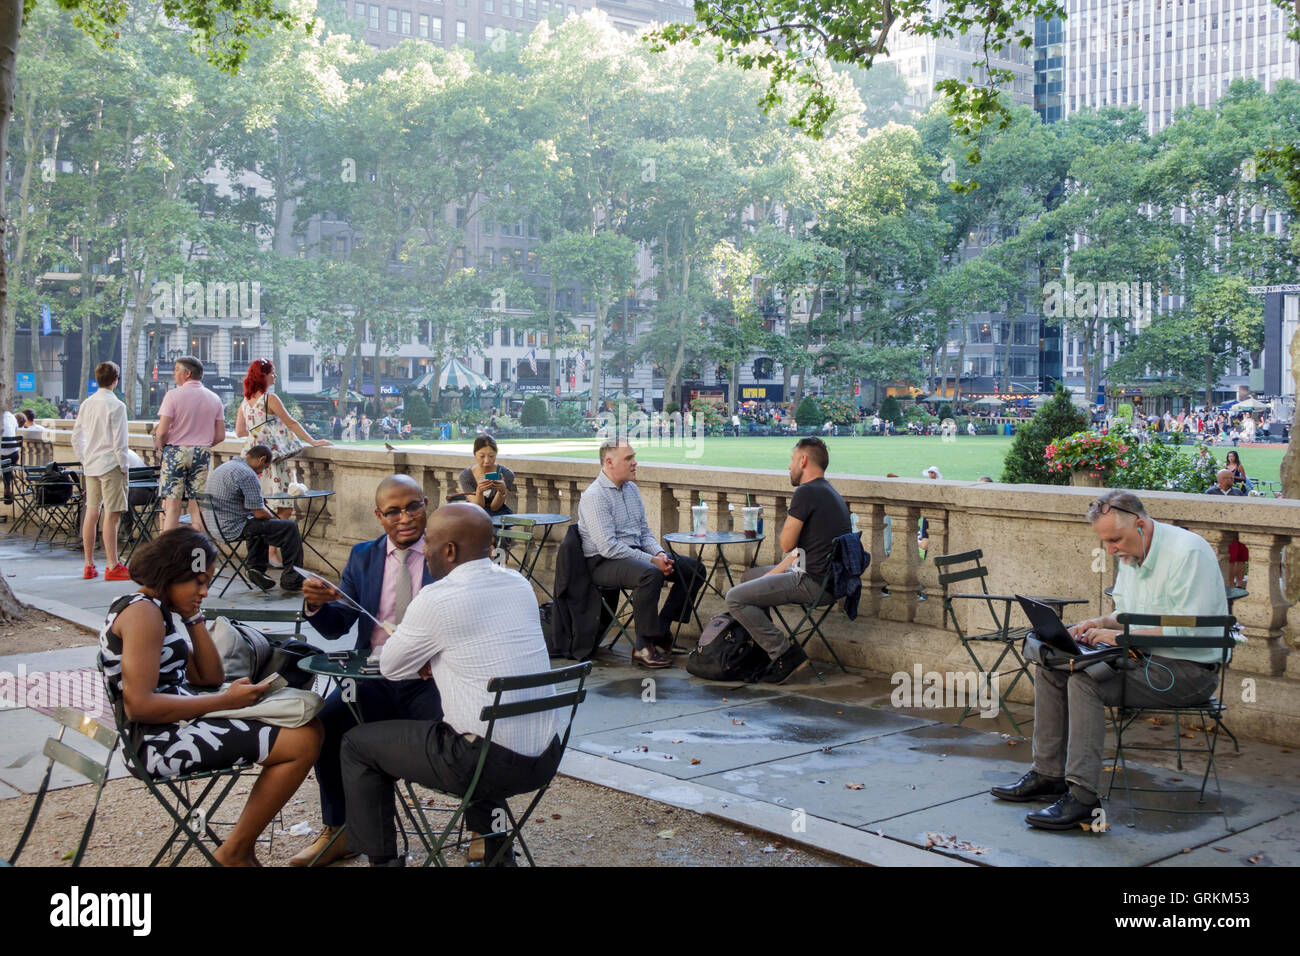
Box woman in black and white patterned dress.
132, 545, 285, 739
99, 528, 322, 866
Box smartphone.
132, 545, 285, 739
258, 672, 288, 693
485, 472, 501, 482
326, 650, 350, 663
359, 663, 381, 675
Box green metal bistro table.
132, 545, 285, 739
489, 512, 570, 600
298, 650, 432, 861
265, 490, 339, 576
663, 530, 766, 648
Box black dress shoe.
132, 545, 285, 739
990, 770, 1069, 802
1025, 792, 1102, 831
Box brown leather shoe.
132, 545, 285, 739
632, 646, 671, 669
289, 825, 357, 867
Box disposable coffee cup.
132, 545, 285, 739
742, 506, 760, 538
691, 504, 708, 536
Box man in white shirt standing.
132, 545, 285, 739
340, 502, 561, 866
72, 362, 131, 580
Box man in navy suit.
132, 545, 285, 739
290, 473, 444, 866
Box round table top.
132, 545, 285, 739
265, 489, 334, 501
665, 531, 766, 545
300, 651, 384, 679
491, 512, 571, 526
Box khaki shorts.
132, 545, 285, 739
85, 468, 128, 515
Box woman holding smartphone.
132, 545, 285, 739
457, 434, 516, 514
98, 528, 323, 866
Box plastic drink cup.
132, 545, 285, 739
691, 503, 708, 536
742, 506, 760, 538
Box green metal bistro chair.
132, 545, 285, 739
2, 707, 119, 867
933, 549, 1036, 733
405, 660, 592, 867
97, 659, 255, 867
770, 537, 848, 681
1106, 612, 1237, 816
196, 493, 256, 597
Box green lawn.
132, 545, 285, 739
344, 435, 1286, 486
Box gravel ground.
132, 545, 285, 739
0, 608, 97, 657
0, 769, 857, 867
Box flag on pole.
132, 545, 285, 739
576, 350, 586, 382
528, 349, 537, 374
41, 304, 52, 335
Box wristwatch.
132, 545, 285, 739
182, 611, 206, 627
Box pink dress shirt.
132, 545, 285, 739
158, 381, 224, 447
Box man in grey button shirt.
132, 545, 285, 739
578, 440, 702, 668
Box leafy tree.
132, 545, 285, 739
795, 395, 820, 426
403, 389, 432, 428
646, 0, 1062, 154
1000, 385, 1088, 485
520, 396, 549, 426
878, 394, 903, 426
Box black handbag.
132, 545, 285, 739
35, 462, 74, 506
686, 613, 770, 682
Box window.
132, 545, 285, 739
484, 358, 492, 377
387, 7, 397, 30
484, 24, 495, 40
514, 0, 523, 15
401, 10, 411, 33
368, 4, 380, 27
289, 354, 313, 381
455, 207, 467, 228
482, 246, 494, 266
419, 13, 429, 35
294, 317, 308, 339
527, 331, 537, 346
527, 0, 536, 15
456, 19, 466, 39
431, 15, 443, 38
231, 334, 252, 367
189, 334, 212, 364
484, 0, 494, 10
500, 358, 510, 380
484, 329, 495, 347
355, 1, 367, 19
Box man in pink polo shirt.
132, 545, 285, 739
154, 355, 226, 532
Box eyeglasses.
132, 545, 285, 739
1090, 499, 1140, 519
379, 500, 427, 521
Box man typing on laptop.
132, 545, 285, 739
991, 490, 1227, 830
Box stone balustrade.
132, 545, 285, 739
24, 427, 1300, 746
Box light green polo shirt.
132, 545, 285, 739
1110, 519, 1230, 664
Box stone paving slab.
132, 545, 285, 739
0, 708, 128, 794
1152, 809, 1300, 867
864, 765, 1300, 866
569, 672, 782, 736
697, 721, 1033, 828
570, 693, 933, 780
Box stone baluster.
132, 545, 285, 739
879, 505, 921, 622
1232, 530, 1288, 677
853, 502, 887, 619
914, 507, 948, 628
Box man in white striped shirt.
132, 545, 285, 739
341, 502, 561, 866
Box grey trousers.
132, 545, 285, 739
725, 564, 829, 658
1031, 658, 1220, 800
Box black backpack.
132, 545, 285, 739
686, 613, 770, 682
35, 462, 74, 507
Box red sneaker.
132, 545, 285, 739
105, 564, 132, 581
83, 565, 98, 579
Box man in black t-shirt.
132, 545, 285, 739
724, 437, 851, 684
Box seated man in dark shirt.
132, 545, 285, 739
1204, 469, 1245, 496
725, 437, 851, 684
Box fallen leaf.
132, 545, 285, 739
924, 832, 989, 855
731, 718, 746, 725
551, 813, 562, 820
1181, 848, 1192, 854
672, 739, 683, 744
1213, 846, 1229, 852
1146, 716, 1167, 726
1006, 739, 1019, 747
845, 782, 865, 790
657, 829, 675, 839
1248, 854, 1262, 864
760, 844, 777, 853
690, 758, 701, 765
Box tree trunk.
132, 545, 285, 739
0, 573, 28, 624
621, 297, 630, 395
10, 85, 35, 397
588, 299, 606, 417
370, 325, 382, 418
0, 0, 21, 418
